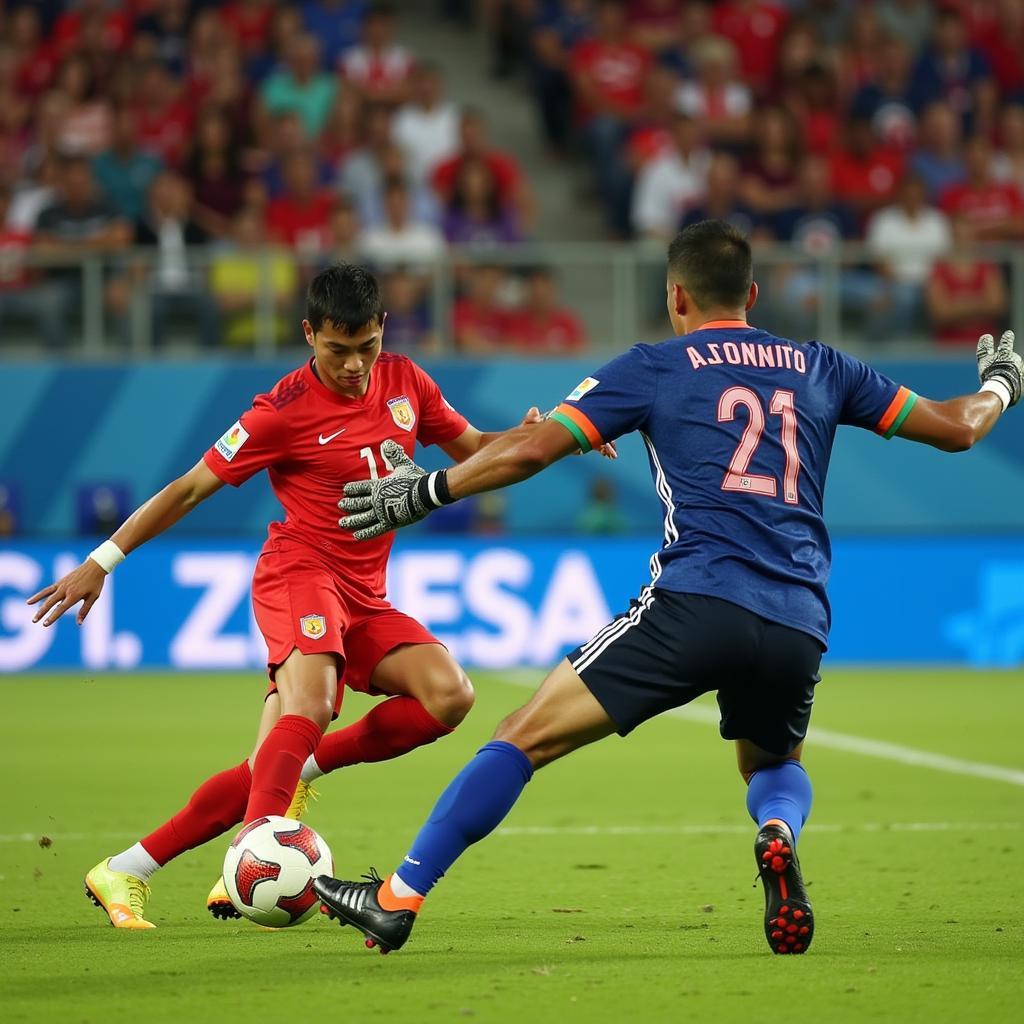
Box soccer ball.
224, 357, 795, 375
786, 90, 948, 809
223, 815, 333, 928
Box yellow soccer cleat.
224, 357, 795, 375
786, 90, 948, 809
84, 859, 156, 930
285, 779, 320, 821
208, 781, 321, 920
207, 876, 241, 920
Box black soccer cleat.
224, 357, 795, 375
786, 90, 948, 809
314, 868, 418, 954
755, 823, 814, 954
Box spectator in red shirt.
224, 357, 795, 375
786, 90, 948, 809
628, 0, 683, 54
341, 2, 414, 106
453, 265, 511, 353
939, 135, 1024, 241
828, 114, 904, 220
505, 267, 587, 355
926, 217, 1008, 345
712, 0, 789, 97
972, 0, 1024, 99
266, 150, 335, 254
220, 0, 276, 62
9, 5, 58, 98
570, 0, 652, 235
432, 108, 533, 232
787, 62, 841, 157
52, 0, 134, 59
131, 60, 194, 166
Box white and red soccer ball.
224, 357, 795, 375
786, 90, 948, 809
223, 815, 333, 928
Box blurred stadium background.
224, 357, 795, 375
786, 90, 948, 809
1, 0, 1023, 675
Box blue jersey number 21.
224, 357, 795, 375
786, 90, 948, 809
717, 387, 801, 505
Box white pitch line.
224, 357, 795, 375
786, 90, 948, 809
3, 823, 1020, 844
502, 674, 1024, 787
497, 821, 1023, 838
668, 704, 1024, 787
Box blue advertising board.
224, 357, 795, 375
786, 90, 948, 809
1, 537, 1021, 671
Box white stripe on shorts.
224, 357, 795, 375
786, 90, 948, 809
571, 587, 657, 676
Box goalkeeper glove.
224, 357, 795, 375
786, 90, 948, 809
338, 439, 454, 541
977, 329, 1023, 410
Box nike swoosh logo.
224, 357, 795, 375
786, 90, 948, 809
318, 429, 346, 445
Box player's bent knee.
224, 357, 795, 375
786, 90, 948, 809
282, 694, 334, 732
419, 666, 475, 727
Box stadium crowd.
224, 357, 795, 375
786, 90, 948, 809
0, 0, 587, 353
0, 0, 1021, 349
493, 0, 1024, 343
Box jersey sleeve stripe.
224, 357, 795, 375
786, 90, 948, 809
875, 386, 917, 439
552, 403, 603, 452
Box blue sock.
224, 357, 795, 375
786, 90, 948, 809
746, 760, 813, 843
395, 740, 533, 897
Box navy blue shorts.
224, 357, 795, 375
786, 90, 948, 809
567, 589, 823, 756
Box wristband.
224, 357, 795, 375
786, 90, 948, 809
88, 539, 126, 574
980, 378, 1012, 413
416, 469, 455, 510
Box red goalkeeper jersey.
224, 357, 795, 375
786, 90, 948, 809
203, 353, 468, 595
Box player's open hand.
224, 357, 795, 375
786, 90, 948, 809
338, 439, 436, 541
977, 330, 1022, 407
27, 559, 108, 626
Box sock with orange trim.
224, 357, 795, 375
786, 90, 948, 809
393, 741, 534, 897
746, 759, 812, 843
302, 697, 453, 782
244, 714, 324, 823
378, 873, 425, 912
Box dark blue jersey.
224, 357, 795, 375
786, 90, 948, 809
550, 321, 917, 646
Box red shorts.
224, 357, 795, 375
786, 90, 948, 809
251, 540, 439, 715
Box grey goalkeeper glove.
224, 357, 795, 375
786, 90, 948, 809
338, 439, 455, 541
977, 329, 1023, 410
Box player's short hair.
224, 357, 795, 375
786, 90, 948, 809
666, 220, 752, 310
307, 264, 384, 334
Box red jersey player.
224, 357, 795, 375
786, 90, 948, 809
28, 264, 611, 928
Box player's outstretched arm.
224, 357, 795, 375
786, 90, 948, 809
441, 407, 616, 463
27, 460, 224, 626
339, 420, 582, 540
895, 330, 1022, 451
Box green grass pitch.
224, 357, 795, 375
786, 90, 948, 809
2, 669, 1022, 1023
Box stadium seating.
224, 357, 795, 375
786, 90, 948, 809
1, 1, 1022, 352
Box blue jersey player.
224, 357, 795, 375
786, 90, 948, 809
314, 221, 1023, 955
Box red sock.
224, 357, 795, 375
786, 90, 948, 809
141, 760, 252, 866
313, 697, 453, 773
245, 714, 324, 822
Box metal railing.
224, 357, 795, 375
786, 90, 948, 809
1, 241, 1021, 359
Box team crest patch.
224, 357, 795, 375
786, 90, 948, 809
299, 614, 327, 639
215, 421, 249, 462
566, 377, 599, 402
387, 396, 416, 431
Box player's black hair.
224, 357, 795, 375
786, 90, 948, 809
306, 264, 384, 335
666, 220, 752, 310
